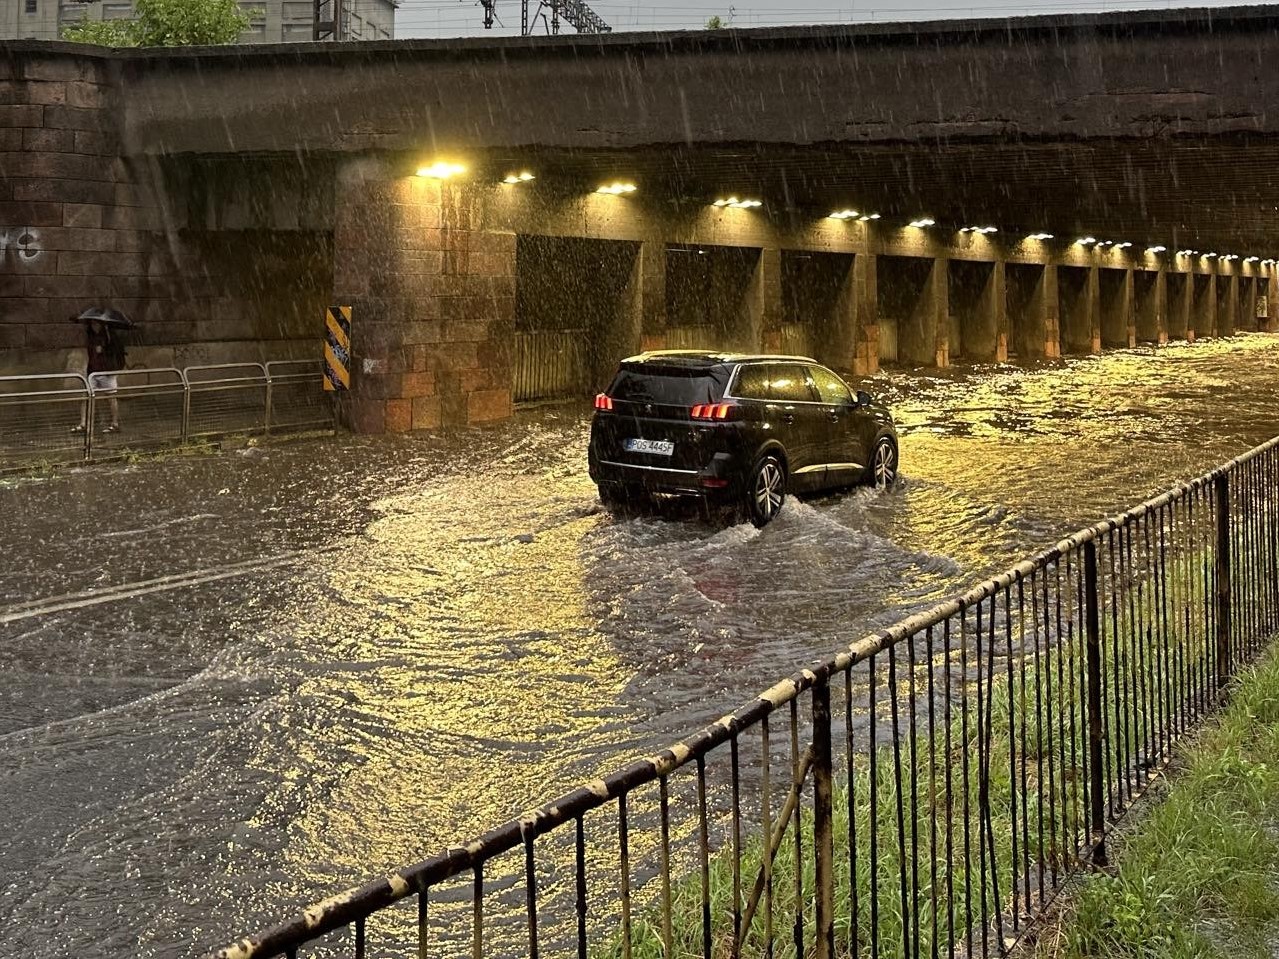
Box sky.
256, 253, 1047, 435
393, 0, 1245, 38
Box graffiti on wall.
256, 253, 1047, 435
0, 228, 44, 262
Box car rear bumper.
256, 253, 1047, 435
589, 450, 741, 497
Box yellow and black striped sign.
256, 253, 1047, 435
324, 306, 352, 391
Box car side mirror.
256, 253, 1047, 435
855, 389, 873, 407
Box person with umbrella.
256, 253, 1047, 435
71, 307, 132, 434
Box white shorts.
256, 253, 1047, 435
89, 373, 119, 393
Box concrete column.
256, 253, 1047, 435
1100, 268, 1134, 348
332, 166, 516, 433
993, 260, 1009, 361
899, 257, 948, 367
852, 253, 879, 376
1042, 264, 1061, 358
1134, 269, 1167, 344
754, 247, 784, 353
638, 240, 667, 351
1268, 273, 1279, 332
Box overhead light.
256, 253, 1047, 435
1245, 256, 1260, 263
961, 225, 997, 234
597, 182, 637, 195
1115, 242, 1133, 249
1026, 232, 1054, 240
1146, 246, 1167, 253
828, 209, 859, 220
503, 172, 535, 184
1205, 252, 1217, 258
909, 218, 936, 228
713, 197, 762, 209
1077, 236, 1098, 245
416, 162, 466, 179
1096, 240, 1113, 247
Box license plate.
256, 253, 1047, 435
624, 438, 674, 456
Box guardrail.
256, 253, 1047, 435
0, 360, 334, 469
210, 436, 1279, 959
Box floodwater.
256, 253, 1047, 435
3, 336, 1279, 957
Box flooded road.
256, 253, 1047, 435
3, 336, 1279, 957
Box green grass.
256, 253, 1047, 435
1055, 641, 1279, 959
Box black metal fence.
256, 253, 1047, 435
211, 436, 1279, 959
0, 360, 334, 470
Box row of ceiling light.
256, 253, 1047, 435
415, 163, 1274, 265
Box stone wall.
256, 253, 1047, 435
332, 163, 515, 433
0, 49, 327, 378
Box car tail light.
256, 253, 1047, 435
594, 393, 613, 411
691, 402, 736, 420
699, 476, 730, 488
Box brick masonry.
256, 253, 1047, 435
0, 50, 329, 377
333, 166, 515, 432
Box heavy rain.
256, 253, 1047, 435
3, 336, 1279, 955
5, 0, 1279, 956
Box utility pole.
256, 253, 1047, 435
477, 1, 611, 35
312, 0, 345, 40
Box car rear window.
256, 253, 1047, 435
610, 367, 729, 406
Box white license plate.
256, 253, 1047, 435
624, 438, 674, 456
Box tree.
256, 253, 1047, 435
705, 15, 724, 29
62, 0, 255, 46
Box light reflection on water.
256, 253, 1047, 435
2, 336, 1279, 956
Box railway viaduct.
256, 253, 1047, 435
2, 5, 1279, 430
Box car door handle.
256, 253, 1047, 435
827, 410, 840, 422
782, 412, 795, 425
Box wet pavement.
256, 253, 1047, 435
3, 336, 1279, 957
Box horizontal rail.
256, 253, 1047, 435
1, 359, 332, 467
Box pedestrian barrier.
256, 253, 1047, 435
210, 436, 1279, 959
0, 373, 92, 468
0, 360, 334, 468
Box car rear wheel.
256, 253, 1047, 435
867, 437, 898, 489
747, 455, 786, 527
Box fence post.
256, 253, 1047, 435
1215, 473, 1232, 691
811, 679, 835, 959
85, 384, 95, 462
180, 373, 191, 442
264, 365, 275, 436
1083, 537, 1108, 867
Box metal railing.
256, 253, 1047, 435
0, 361, 334, 468
210, 437, 1279, 959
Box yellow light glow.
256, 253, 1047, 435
828, 209, 859, 220
713, 197, 763, 209
416, 162, 466, 179
503, 172, 536, 185
909, 218, 936, 228
597, 182, 637, 195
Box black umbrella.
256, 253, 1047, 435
70, 307, 135, 329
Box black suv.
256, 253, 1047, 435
588, 352, 898, 525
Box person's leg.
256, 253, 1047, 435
107, 395, 120, 430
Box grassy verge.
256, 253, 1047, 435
1048, 640, 1279, 959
